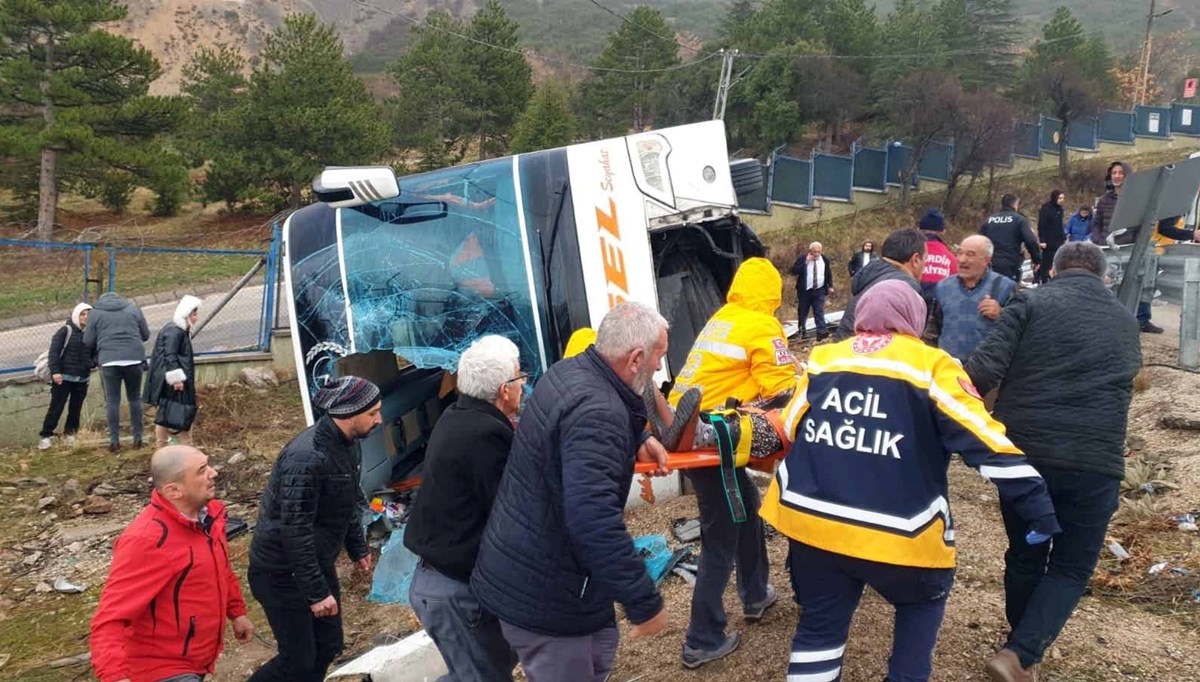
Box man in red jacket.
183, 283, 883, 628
91, 445, 255, 682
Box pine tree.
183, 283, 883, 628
0, 0, 186, 233
179, 45, 253, 206
465, 0, 533, 158
933, 0, 1018, 90
579, 6, 681, 136
511, 83, 577, 153
870, 0, 947, 101
239, 14, 389, 208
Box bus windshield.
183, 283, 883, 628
340, 157, 547, 376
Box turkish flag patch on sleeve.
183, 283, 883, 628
958, 377, 982, 400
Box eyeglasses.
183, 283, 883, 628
504, 374, 529, 385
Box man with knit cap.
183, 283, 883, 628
248, 376, 381, 682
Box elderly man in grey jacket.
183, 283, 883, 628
84, 292, 151, 453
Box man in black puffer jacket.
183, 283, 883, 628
472, 302, 671, 682
248, 376, 381, 682
966, 242, 1140, 682
833, 228, 926, 342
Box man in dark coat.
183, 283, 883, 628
471, 302, 670, 682
790, 241, 834, 340
966, 242, 1141, 682
979, 194, 1041, 282
144, 295, 201, 447
1035, 191, 1066, 285
84, 291, 151, 452
248, 376, 381, 682
405, 335, 525, 681
833, 228, 926, 341
38, 302, 95, 449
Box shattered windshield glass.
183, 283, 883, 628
340, 158, 547, 376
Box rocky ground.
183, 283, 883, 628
0, 318, 1197, 681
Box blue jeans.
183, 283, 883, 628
798, 289, 828, 336
101, 364, 143, 444
410, 562, 515, 682
1136, 301, 1151, 325
999, 467, 1120, 668
684, 466, 769, 650
786, 541, 954, 682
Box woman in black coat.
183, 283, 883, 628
847, 240, 876, 278
144, 295, 200, 447
38, 303, 95, 449
1036, 190, 1066, 284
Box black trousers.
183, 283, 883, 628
248, 566, 344, 682
40, 380, 89, 438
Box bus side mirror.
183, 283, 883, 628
313, 166, 400, 208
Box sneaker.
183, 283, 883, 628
1140, 321, 1164, 334
65, 435, 76, 446
37, 437, 52, 451
642, 386, 703, 452
985, 648, 1039, 682
681, 632, 741, 670
743, 584, 779, 623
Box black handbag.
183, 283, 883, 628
155, 392, 197, 432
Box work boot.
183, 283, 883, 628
1140, 321, 1164, 334
132, 437, 144, 449
642, 386, 702, 452
108, 442, 121, 454
985, 648, 1038, 682
681, 632, 741, 670
744, 584, 779, 623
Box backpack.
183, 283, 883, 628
33, 324, 72, 383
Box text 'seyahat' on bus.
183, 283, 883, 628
282, 120, 767, 494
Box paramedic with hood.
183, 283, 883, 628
248, 376, 381, 682
472, 303, 670, 682
979, 194, 1041, 282
90, 446, 255, 682
404, 335, 525, 681
759, 280, 1059, 682
668, 257, 794, 669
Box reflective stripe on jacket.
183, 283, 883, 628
669, 257, 796, 411
760, 333, 1057, 569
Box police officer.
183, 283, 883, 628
980, 194, 1041, 282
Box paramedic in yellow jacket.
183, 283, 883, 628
760, 279, 1059, 682
666, 256, 797, 670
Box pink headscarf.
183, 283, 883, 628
854, 279, 927, 337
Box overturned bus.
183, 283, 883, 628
281, 120, 766, 494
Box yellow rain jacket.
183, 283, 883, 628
669, 257, 797, 411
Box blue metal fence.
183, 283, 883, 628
1172, 103, 1200, 137
812, 153, 853, 200
753, 102, 1183, 214
0, 228, 282, 375
1134, 105, 1172, 138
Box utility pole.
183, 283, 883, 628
713, 49, 733, 120
1137, 0, 1175, 105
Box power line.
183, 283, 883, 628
351, 0, 720, 75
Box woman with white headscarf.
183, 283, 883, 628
144, 295, 202, 447
38, 302, 95, 449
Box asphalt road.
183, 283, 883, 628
0, 285, 291, 373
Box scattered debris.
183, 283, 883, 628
1108, 541, 1131, 561
1159, 414, 1200, 431
241, 366, 280, 388
36, 496, 56, 510
91, 483, 118, 497
82, 495, 114, 515
1170, 567, 1191, 577
34, 582, 52, 594
23, 551, 42, 566
47, 652, 90, 668
52, 576, 84, 594
672, 567, 697, 587
227, 452, 247, 466
671, 517, 701, 543
1148, 562, 1168, 575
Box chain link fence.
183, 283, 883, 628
0, 231, 281, 376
